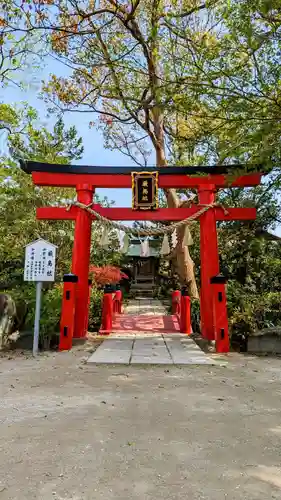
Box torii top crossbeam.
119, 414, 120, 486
21, 160, 261, 222
21, 161, 262, 189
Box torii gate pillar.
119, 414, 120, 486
198, 184, 219, 341
72, 184, 93, 338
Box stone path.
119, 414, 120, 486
87, 334, 217, 365
92, 298, 217, 365
125, 298, 166, 315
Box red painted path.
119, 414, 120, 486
112, 314, 180, 334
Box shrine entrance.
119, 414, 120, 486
137, 259, 154, 278
124, 238, 161, 297
20, 161, 262, 353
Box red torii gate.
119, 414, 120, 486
20, 161, 262, 347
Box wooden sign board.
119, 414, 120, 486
132, 171, 158, 211
24, 238, 57, 282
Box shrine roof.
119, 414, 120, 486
126, 239, 161, 257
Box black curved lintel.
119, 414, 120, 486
19, 160, 262, 176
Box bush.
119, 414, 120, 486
88, 286, 103, 332
5, 283, 62, 347
8, 282, 104, 340
39, 284, 62, 340
227, 281, 281, 339
89, 265, 128, 286
191, 299, 201, 333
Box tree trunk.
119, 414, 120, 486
155, 146, 199, 299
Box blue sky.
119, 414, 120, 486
1, 58, 134, 208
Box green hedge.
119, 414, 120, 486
88, 286, 103, 332
6, 282, 104, 344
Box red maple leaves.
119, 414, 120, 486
89, 265, 128, 286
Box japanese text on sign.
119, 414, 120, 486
132, 171, 158, 211
24, 239, 57, 282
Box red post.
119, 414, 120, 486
59, 274, 78, 351
85, 279, 92, 334
72, 184, 93, 338
180, 289, 185, 324
180, 288, 192, 334
119, 289, 123, 313
211, 275, 230, 353
172, 289, 181, 314
115, 287, 122, 314
101, 286, 114, 334
198, 185, 220, 340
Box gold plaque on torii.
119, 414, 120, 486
131, 171, 158, 211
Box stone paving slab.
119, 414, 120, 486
108, 333, 162, 339
89, 353, 130, 364
87, 339, 133, 364
134, 338, 166, 345
124, 298, 166, 316
165, 339, 202, 351
131, 356, 172, 365
88, 334, 218, 365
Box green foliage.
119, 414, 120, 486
2, 1, 281, 170
39, 285, 62, 340
0, 103, 18, 131
0, 1, 42, 86
0, 109, 84, 292
2, 283, 62, 343
0, 106, 120, 342
171, 1, 281, 171
222, 233, 281, 338
9, 116, 84, 163
227, 283, 281, 336
88, 286, 103, 333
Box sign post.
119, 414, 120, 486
33, 281, 43, 356
24, 238, 57, 355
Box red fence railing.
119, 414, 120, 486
172, 279, 230, 353
100, 285, 123, 334
172, 288, 191, 335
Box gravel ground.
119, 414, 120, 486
0, 347, 281, 499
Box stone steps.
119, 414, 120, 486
133, 290, 154, 298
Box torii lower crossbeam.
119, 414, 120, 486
37, 205, 257, 222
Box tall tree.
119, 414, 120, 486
1, 106, 120, 287
167, 0, 281, 169
0, 0, 40, 86
1, 0, 228, 298
0, 110, 84, 289
0, 103, 37, 165
3, 1, 280, 296
1, 108, 120, 336
217, 181, 281, 339
8, 115, 84, 162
